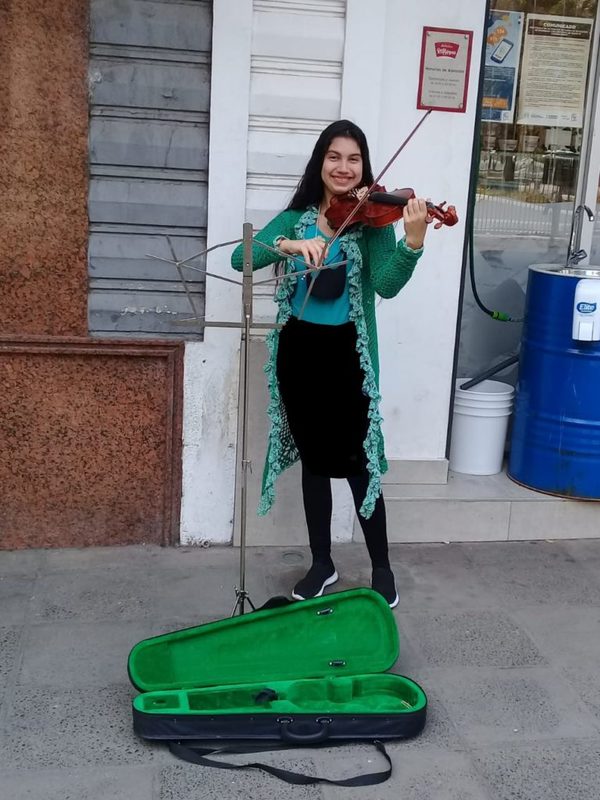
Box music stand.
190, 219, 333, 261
147, 224, 347, 614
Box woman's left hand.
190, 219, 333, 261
403, 197, 429, 250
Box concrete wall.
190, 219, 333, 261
0, 0, 89, 335
180, 0, 488, 545
372, 0, 486, 464
0, 0, 184, 549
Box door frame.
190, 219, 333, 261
574, 4, 600, 261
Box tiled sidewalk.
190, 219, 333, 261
1, 539, 600, 799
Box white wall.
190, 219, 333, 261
180, 0, 488, 544
180, 0, 253, 544
343, 0, 487, 463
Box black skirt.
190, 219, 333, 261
276, 317, 369, 477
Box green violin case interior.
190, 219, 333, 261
128, 588, 427, 743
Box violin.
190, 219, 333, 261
325, 185, 458, 230
312, 111, 456, 268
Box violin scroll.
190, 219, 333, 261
369, 189, 458, 229
432, 201, 458, 229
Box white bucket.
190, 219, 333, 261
449, 379, 515, 475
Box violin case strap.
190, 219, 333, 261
167, 738, 393, 786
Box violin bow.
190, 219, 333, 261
322, 109, 433, 256
297, 109, 433, 320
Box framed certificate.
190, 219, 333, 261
417, 27, 473, 113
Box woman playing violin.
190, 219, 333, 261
231, 119, 430, 608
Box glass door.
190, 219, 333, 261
583, 71, 600, 263
457, 0, 600, 382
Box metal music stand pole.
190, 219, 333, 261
154, 229, 347, 616
231, 223, 257, 616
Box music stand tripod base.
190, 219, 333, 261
231, 587, 256, 616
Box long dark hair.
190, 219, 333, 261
287, 120, 374, 210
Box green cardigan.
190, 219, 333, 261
231, 206, 423, 518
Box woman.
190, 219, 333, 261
232, 120, 429, 607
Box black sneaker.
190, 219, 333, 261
292, 563, 338, 600
371, 567, 399, 608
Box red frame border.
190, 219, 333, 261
417, 26, 473, 113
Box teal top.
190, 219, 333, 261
289, 223, 350, 325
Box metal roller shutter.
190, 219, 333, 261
88, 0, 212, 338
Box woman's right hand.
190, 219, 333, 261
279, 237, 328, 267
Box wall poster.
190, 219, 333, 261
482, 10, 524, 123
517, 14, 593, 127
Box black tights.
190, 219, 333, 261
301, 462, 390, 570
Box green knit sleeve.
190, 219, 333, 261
366, 225, 423, 299
231, 210, 298, 272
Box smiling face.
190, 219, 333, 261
321, 136, 363, 203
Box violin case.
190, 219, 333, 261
128, 588, 427, 785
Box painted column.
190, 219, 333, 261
180, 0, 254, 544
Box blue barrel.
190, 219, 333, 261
508, 265, 600, 499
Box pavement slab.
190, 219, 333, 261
471, 740, 600, 800
1, 540, 600, 800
